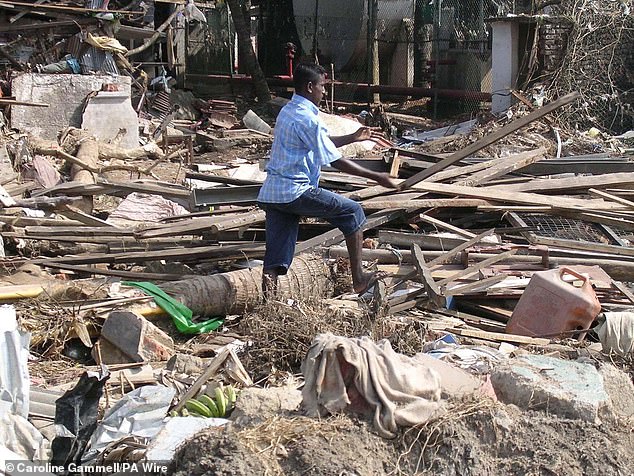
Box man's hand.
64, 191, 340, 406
352, 127, 391, 146
373, 172, 399, 189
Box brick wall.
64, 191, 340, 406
538, 18, 573, 73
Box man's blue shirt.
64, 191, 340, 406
257, 94, 342, 203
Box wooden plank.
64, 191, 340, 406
528, 235, 634, 257
389, 149, 401, 178
411, 244, 445, 308
0, 215, 84, 227
18, 242, 265, 266
427, 228, 497, 267
397, 92, 579, 190
425, 158, 502, 183
173, 348, 230, 412
410, 182, 625, 211
436, 249, 518, 287
24, 225, 131, 236
444, 274, 508, 296
136, 210, 265, 239
57, 204, 115, 227
477, 205, 553, 212
611, 280, 634, 305
447, 327, 551, 345
414, 214, 476, 239
0, 98, 48, 107
588, 188, 634, 209
488, 172, 634, 194
362, 198, 490, 209
455, 147, 547, 186
295, 209, 407, 254
43, 262, 191, 281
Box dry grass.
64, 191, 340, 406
239, 298, 377, 374
391, 397, 497, 476
238, 296, 438, 375
237, 414, 354, 455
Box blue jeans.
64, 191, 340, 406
258, 187, 366, 274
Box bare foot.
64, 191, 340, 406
353, 271, 389, 296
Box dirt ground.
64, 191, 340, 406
167, 303, 634, 476
169, 402, 634, 476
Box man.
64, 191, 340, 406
257, 63, 398, 297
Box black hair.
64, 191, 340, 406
293, 63, 326, 91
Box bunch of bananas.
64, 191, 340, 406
172, 385, 237, 418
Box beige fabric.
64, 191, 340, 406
301, 333, 444, 438
597, 312, 634, 356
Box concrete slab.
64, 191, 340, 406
82, 90, 139, 148
11, 73, 131, 141
94, 310, 174, 364
414, 353, 484, 399
491, 354, 611, 423
599, 363, 634, 421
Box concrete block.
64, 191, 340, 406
599, 363, 634, 421
491, 354, 611, 423
94, 311, 174, 364
82, 90, 139, 148
230, 386, 302, 427
11, 73, 131, 141
414, 353, 484, 399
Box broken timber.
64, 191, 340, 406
351, 92, 580, 200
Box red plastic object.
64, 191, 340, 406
506, 267, 601, 338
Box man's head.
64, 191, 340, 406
293, 63, 327, 106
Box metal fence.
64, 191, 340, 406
284, 0, 526, 116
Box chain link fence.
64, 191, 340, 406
286, 0, 526, 117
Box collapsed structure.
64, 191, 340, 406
0, 0, 632, 474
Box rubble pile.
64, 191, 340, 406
0, 4, 631, 471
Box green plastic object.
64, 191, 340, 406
123, 281, 224, 334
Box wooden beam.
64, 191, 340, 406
488, 172, 634, 194
411, 244, 445, 308
588, 188, 634, 209
436, 249, 518, 287
173, 348, 230, 411
409, 182, 625, 211
447, 327, 550, 345
456, 147, 547, 186
427, 228, 497, 267
414, 214, 476, 239
397, 92, 579, 190
444, 274, 508, 296
362, 198, 490, 209
295, 209, 407, 254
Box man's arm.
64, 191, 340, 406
330, 157, 398, 189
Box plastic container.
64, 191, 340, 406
506, 267, 601, 338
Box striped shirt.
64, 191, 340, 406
257, 94, 342, 203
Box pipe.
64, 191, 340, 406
186, 73, 493, 102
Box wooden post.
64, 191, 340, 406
370, 0, 380, 104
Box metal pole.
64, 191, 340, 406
433, 0, 441, 119
330, 63, 335, 112
312, 0, 319, 62
370, 0, 380, 104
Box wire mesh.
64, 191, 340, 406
518, 213, 617, 244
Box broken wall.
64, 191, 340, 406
11, 73, 131, 141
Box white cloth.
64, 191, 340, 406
301, 333, 443, 438
597, 312, 634, 356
